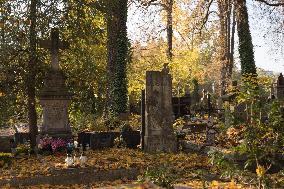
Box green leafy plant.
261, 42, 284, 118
15, 144, 31, 156
0, 153, 12, 168
138, 165, 178, 188
208, 150, 241, 179
226, 75, 284, 172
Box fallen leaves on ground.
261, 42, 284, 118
0, 148, 268, 188
0, 148, 208, 180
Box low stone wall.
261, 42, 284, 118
0, 167, 140, 187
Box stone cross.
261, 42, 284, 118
39, 28, 68, 70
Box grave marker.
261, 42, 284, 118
143, 64, 177, 152
39, 28, 72, 138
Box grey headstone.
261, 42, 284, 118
143, 64, 177, 153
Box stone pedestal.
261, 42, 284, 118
39, 69, 72, 138
144, 68, 177, 153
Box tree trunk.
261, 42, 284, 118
230, 6, 236, 77
235, 0, 257, 75
28, 0, 38, 148
166, 0, 173, 61
105, 0, 128, 117
217, 0, 233, 95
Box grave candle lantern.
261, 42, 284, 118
74, 141, 78, 149
79, 152, 87, 167
86, 144, 90, 151
66, 142, 73, 154
65, 153, 74, 167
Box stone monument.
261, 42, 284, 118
39, 28, 72, 138
144, 63, 177, 153
276, 73, 284, 99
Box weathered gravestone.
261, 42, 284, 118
276, 73, 284, 99
39, 28, 72, 138
0, 136, 13, 152
172, 89, 191, 118
144, 64, 177, 153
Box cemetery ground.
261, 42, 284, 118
0, 148, 268, 188
0, 130, 284, 188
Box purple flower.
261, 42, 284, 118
39, 137, 67, 152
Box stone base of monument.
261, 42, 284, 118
144, 135, 177, 153
37, 131, 73, 139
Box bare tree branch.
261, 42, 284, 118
199, 0, 215, 33
255, 0, 284, 6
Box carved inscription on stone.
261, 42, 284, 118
144, 68, 177, 153
41, 100, 70, 133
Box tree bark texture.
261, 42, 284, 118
166, 0, 173, 61
217, 0, 234, 95
28, 0, 38, 148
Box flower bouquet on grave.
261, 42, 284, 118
38, 135, 53, 155
38, 136, 68, 155
51, 138, 68, 153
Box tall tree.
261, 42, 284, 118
28, 0, 38, 148
217, 0, 236, 94
165, 0, 173, 61
235, 0, 257, 75
105, 0, 129, 116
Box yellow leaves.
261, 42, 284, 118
256, 165, 266, 178
210, 180, 243, 189
2, 183, 11, 189
0, 149, 211, 188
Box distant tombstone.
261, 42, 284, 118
276, 73, 284, 99
144, 64, 177, 153
0, 136, 14, 152
201, 89, 207, 107
191, 79, 200, 107
207, 117, 214, 128
39, 28, 72, 138
185, 85, 190, 97
206, 128, 216, 145
172, 93, 191, 118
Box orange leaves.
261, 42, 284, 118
1, 148, 209, 179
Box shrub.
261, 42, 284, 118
15, 144, 31, 155
226, 75, 284, 171
138, 165, 178, 188
0, 153, 12, 168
